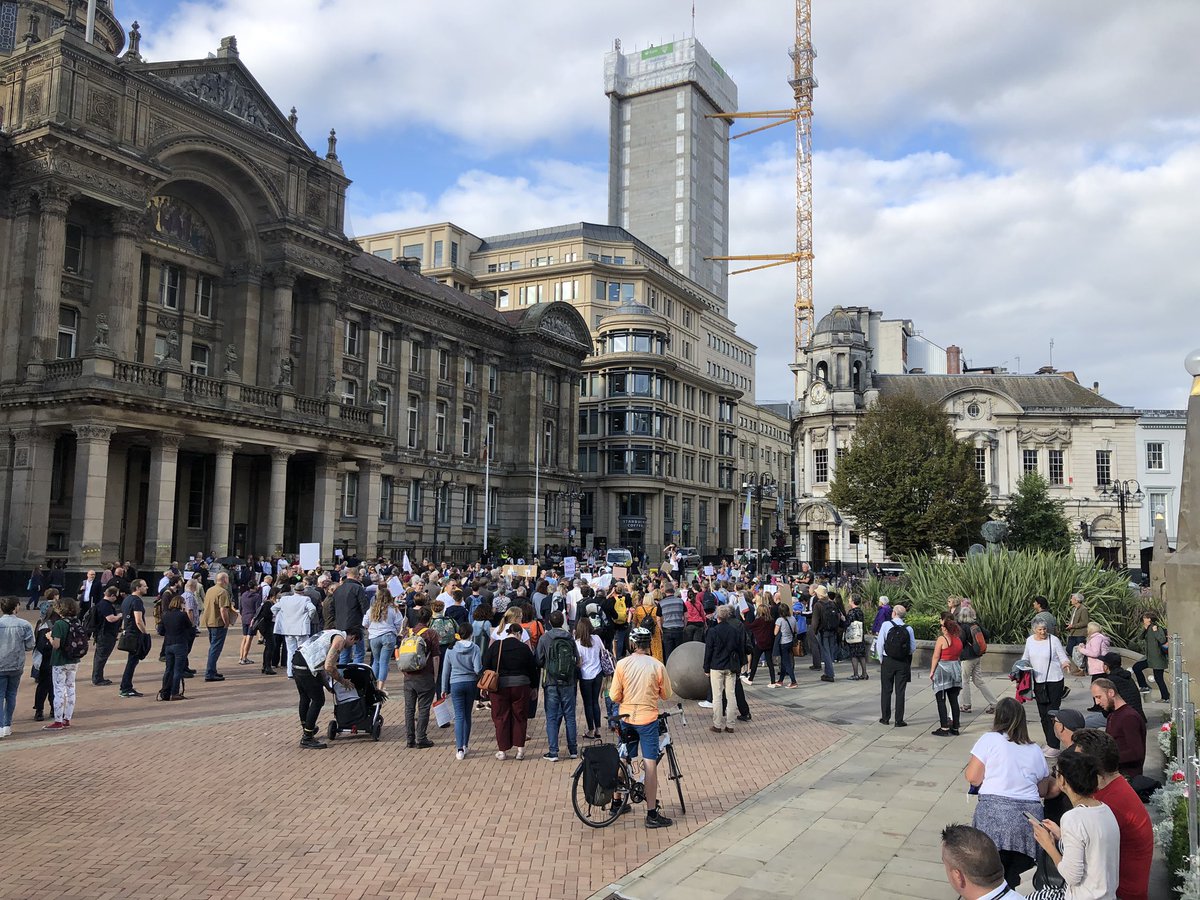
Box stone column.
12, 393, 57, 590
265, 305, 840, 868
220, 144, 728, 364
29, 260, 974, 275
27, 189, 72, 377
210, 441, 239, 558
1, 194, 36, 382
270, 268, 296, 387
312, 454, 340, 565
108, 208, 143, 360
143, 433, 184, 568
315, 283, 338, 397
1164, 350, 1200, 682
267, 448, 293, 554
5, 427, 55, 565
69, 424, 116, 566
826, 425, 838, 484
356, 459, 380, 559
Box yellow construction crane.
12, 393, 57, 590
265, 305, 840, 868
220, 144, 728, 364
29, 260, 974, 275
707, 0, 816, 381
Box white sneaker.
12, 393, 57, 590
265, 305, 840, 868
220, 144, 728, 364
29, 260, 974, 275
455, 749, 465, 761
739, 676, 752, 687
0, 726, 9, 738
698, 701, 713, 709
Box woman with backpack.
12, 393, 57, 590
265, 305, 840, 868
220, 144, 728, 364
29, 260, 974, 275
956, 599, 996, 714
769, 602, 799, 688
630, 593, 662, 662
575, 615, 606, 739
482, 621, 539, 760
441, 621, 482, 760
43, 596, 81, 730
845, 595, 869, 680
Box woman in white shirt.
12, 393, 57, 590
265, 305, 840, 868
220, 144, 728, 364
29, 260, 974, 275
1032, 750, 1120, 900
575, 616, 605, 739
1024, 620, 1071, 748
489, 607, 529, 646
964, 698, 1053, 892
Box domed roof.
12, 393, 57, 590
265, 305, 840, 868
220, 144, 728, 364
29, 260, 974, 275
814, 306, 862, 335
601, 299, 665, 320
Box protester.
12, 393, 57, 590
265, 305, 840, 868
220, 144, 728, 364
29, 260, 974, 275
441, 621, 482, 760
1030, 752, 1120, 900
400, 606, 439, 749
929, 611, 964, 737
769, 600, 798, 688
0, 596, 34, 738
237, 581, 262, 666
1089, 677, 1145, 779
575, 615, 605, 739
657, 585, 685, 662
363, 588, 403, 690
273, 586, 316, 679
1023, 619, 1070, 748
119, 580, 151, 698
482, 619, 538, 760
876, 604, 914, 727
964, 698, 1051, 890
703, 605, 741, 733
91, 585, 123, 686
1070, 728, 1153, 900
156, 592, 192, 701
745, 600, 776, 686
535, 610, 579, 761
844, 595, 868, 680
201, 572, 234, 682
630, 594, 662, 662
610, 626, 673, 828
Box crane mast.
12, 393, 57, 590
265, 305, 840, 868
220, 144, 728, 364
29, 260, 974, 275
706, 0, 816, 397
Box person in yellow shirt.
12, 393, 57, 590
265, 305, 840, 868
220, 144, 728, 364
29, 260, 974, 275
200, 572, 235, 681
610, 626, 673, 828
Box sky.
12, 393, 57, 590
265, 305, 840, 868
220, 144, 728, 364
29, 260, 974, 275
120, 0, 1200, 409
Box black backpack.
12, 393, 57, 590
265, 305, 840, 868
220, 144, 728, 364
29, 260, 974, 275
81, 603, 100, 640
883, 621, 912, 661
62, 617, 90, 661
581, 743, 621, 807
959, 623, 980, 660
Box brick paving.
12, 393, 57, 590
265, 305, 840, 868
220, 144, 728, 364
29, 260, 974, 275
0, 626, 844, 900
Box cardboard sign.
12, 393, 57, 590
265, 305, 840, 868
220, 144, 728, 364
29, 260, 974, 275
299, 543, 320, 571
612, 566, 628, 581
387, 575, 403, 598
563, 556, 577, 579
703, 565, 715, 576
501, 564, 537, 578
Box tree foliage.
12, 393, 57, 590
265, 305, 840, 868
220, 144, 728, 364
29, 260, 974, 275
828, 392, 990, 556
1004, 472, 1073, 554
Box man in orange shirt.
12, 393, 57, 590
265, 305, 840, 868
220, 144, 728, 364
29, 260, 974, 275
610, 626, 673, 828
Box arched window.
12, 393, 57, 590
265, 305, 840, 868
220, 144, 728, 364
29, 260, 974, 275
852, 360, 862, 390
815, 361, 828, 383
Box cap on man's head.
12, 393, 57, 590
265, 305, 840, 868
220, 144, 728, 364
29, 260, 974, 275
1051, 708, 1086, 731
1100, 651, 1123, 669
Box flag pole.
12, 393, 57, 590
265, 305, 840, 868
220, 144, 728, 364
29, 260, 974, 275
533, 427, 540, 561
483, 442, 491, 554
85, 0, 98, 44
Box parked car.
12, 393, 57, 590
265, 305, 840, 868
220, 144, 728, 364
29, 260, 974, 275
677, 546, 701, 569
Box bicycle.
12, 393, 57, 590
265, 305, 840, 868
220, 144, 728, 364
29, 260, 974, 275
571, 703, 687, 827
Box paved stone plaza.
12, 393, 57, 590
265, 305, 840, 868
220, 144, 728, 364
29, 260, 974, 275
0, 623, 1173, 900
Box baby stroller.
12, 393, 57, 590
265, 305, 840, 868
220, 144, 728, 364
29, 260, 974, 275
326, 663, 386, 742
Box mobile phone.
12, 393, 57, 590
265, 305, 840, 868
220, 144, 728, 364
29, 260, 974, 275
1023, 811, 1043, 827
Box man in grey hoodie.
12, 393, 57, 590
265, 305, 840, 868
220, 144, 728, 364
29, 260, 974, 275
535, 610, 579, 761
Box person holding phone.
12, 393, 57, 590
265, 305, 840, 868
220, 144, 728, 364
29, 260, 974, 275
1030, 751, 1120, 899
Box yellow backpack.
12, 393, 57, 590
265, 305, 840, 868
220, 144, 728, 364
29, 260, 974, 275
613, 594, 628, 625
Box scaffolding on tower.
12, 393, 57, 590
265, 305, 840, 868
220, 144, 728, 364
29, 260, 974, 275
706, 0, 816, 384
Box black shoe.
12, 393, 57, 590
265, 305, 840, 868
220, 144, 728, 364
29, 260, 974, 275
736, 714, 752, 722
33, 711, 44, 721
949, 728, 960, 736
809, 665, 822, 670
931, 727, 952, 737
895, 721, 908, 727
182, 672, 194, 679
120, 690, 143, 698
415, 740, 434, 749
645, 807, 674, 828
611, 800, 629, 817
204, 675, 224, 682
878, 718, 890, 725
820, 675, 834, 682
406, 740, 416, 748
93, 679, 113, 686
299, 736, 327, 749
261, 668, 277, 675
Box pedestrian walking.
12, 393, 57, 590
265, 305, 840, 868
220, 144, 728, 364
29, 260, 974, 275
482, 620, 538, 760
876, 604, 914, 727
955, 599, 996, 714
535, 610, 580, 761
844, 595, 868, 680
769, 601, 798, 688
44, 596, 80, 730
929, 612, 964, 737
1132, 612, 1170, 702
291, 626, 361, 749
399, 606, 439, 749
1024, 620, 1071, 748
0, 596, 35, 738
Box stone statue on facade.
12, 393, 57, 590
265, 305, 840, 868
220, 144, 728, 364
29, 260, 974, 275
368, 380, 382, 405
92, 314, 111, 351
223, 342, 239, 376
278, 355, 294, 387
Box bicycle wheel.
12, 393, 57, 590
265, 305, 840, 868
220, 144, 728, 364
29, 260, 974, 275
665, 743, 686, 815
571, 761, 630, 828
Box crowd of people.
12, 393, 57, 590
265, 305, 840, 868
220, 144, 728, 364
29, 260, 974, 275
0, 551, 1167, 880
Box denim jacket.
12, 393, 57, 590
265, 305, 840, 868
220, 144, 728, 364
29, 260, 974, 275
0, 614, 36, 671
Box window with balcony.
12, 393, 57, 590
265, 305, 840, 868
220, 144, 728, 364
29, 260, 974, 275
436, 482, 450, 523
56, 307, 78, 359
153, 334, 170, 364
64, 224, 85, 273
376, 385, 390, 430
341, 379, 358, 406
190, 343, 210, 376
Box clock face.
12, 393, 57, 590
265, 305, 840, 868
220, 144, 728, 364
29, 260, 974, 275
810, 382, 827, 404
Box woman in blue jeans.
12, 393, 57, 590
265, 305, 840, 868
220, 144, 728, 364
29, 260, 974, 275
441, 623, 482, 760
574, 616, 605, 738
363, 589, 403, 691
157, 593, 192, 701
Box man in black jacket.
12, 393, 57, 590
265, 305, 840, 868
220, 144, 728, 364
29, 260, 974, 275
703, 605, 742, 734
1100, 651, 1145, 721
331, 569, 368, 665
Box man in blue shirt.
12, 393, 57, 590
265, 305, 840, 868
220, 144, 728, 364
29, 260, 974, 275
875, 604, 915, 727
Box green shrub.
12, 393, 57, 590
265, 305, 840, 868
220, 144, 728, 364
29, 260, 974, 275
1168, 794, 1188, 896
898, 550, 1144, 646
905, 613, 942, 641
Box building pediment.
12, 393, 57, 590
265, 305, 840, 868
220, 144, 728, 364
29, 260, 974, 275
140, 58, 308, 151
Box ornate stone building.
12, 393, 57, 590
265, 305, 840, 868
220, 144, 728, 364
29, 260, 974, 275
792, 306, 1141, 570
0, 4, 590, 578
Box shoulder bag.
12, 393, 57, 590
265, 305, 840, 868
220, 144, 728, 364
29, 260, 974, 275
478, 638, 503, 693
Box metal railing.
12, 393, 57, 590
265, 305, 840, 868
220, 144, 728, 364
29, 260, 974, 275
1169, 633, 1198, 858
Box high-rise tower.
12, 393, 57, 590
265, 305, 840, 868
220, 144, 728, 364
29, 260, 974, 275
604, 37, 737, 305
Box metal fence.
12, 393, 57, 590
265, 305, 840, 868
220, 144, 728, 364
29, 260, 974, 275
1169, 633, 1199, 860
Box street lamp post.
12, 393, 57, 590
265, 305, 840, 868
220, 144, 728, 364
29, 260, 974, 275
741, 473, 776, 569
563, 485, 584, 554
424, 468, 455, 563
1098, 479, 1143, 571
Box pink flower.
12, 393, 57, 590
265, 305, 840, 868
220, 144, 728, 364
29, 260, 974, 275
1172, 771, 1186, 782
1161, 723, 1173, 732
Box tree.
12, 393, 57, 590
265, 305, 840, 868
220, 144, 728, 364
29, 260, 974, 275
1004, 472, 1073, 554
829, 392, 990, 556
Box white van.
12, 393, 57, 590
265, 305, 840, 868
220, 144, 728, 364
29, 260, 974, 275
605, 547, 633, 568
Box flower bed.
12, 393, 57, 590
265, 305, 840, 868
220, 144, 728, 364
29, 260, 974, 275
1154, 717, 1200, 897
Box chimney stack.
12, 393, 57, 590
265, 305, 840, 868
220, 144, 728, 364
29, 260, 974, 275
946, 344, 963, 375
1093, 381, 1100, 393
